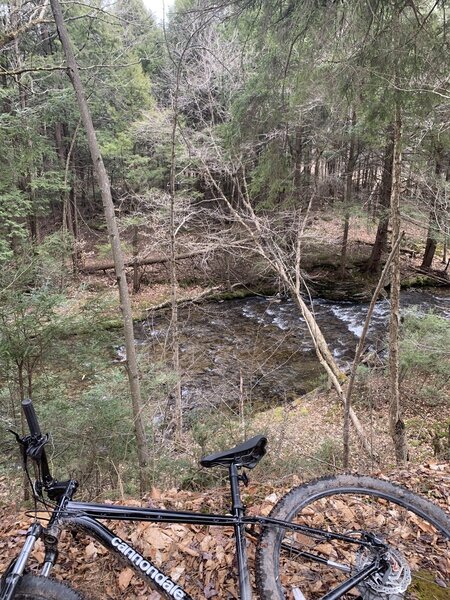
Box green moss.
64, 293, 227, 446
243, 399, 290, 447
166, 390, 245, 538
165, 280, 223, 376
271, 406, 286, 421
401, 275, 436, 288
410, 571, 449, 599
100, 318, 123, 330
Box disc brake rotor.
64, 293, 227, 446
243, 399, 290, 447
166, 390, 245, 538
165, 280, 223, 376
355, 546, 412, 600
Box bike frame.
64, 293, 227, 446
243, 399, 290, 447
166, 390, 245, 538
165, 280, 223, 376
2, 402, 390, 600
1, 464, 382, 600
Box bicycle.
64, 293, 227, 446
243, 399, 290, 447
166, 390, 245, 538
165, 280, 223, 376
0, 400, 449, 600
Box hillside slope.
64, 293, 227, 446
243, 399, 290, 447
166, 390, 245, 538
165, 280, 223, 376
1, 464, 448, 599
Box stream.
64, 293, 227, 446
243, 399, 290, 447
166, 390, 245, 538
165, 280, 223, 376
135, 289, 450, 411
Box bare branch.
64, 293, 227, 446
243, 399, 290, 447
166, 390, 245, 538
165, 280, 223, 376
0, 0, 49, 50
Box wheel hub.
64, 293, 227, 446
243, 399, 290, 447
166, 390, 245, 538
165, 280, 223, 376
355, 546, 412, 600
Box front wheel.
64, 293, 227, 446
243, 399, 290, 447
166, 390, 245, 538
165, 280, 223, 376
13, 575, 84, 600
256, 475, 449, 599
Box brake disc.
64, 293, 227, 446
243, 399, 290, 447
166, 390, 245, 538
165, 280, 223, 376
355, 546, 411, 600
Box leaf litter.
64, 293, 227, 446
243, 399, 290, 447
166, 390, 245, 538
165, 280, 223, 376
0, 463, 448, 599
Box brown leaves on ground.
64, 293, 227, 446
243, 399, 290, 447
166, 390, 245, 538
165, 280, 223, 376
0, 464, 448, 599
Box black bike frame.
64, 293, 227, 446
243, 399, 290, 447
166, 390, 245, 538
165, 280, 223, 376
48, 463, 378, 600
2, 399, 386, 600
1, 462, 383, 600
60, 505, 379, 600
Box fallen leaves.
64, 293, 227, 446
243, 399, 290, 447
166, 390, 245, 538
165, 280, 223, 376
0, 463, 448, 599
118, 568, 134, 591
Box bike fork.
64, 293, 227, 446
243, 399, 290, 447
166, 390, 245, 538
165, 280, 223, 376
0, 523, 42, 600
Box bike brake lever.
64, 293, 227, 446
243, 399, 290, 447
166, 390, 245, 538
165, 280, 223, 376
8, 429, 49, 460
26, 434, 49, 460
7, 429, 22, 443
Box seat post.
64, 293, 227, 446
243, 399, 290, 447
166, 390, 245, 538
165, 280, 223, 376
229, 463, 252, 600
229, 462, 244, 515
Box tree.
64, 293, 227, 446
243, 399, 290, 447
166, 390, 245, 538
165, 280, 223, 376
340, 109, 358, 275
388, 98, 408, 464
49, 0, 150, 493
420, 142, 449, 270
0, 290, 63, 426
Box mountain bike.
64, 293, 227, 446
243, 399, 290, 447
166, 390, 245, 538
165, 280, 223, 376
1, 400, 449, 600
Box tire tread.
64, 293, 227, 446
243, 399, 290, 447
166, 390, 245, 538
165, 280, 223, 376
256, 474, 450, 599
14, 574, 85, 600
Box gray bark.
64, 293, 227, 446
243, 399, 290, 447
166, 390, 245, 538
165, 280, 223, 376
340, 109, 358, 275
389, 101, 408, 465
49, 0, 150, 492
366, 125, 395, 274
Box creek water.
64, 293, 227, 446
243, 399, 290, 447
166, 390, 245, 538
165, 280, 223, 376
136, 289, 450, 411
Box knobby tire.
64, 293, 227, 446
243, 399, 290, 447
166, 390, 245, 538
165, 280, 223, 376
256, 474, 449, 600
12, 575, 84, 600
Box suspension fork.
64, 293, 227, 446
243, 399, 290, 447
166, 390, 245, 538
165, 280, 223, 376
40, 479, 78, 577
40, 523, 61, 577
0, 523, 42, 600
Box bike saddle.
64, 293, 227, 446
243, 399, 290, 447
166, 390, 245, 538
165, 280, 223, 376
200, 434, 267, 469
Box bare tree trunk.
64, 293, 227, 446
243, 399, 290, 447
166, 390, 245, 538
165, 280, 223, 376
49, 0, 149, 492
164, 23, 197, 443
389, 100, 408, 465
132, 224, 140, 294
169, 89, 183, 442
59, 121, 80, 276
340, 109, 357, 275
343, 231, 404, 468
421, 231, 437, 269
367, 125, 395, 274
421, 148, 444, 270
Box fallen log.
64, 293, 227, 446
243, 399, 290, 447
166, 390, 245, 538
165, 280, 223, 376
412, 267, 450, 286
81, 250, 206, 274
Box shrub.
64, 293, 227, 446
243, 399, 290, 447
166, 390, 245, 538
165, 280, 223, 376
400, 310, 450, 402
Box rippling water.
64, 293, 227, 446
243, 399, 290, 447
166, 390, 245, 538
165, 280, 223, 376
136, 289, 450, 410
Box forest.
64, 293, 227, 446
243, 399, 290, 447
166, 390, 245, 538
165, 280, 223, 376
0, 1, 450, 599
0, 0, 449, 498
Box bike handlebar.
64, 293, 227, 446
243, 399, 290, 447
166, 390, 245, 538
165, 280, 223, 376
21, 398, 53, 486
22, 398, 42, 437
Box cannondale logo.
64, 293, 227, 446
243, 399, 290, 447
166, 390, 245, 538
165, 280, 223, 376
112, 537, 185, 599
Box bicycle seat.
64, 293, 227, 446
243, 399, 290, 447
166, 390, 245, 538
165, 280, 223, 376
200, 434, 267, 469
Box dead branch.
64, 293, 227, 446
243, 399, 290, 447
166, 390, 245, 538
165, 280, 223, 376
0, 1, 49, 50
412, 267, 450, 285
0, 60, 143, 78
343, 232, 405, 467
145, 286, 222, 312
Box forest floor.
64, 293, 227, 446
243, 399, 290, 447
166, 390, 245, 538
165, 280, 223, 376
0, 462, 448, 599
